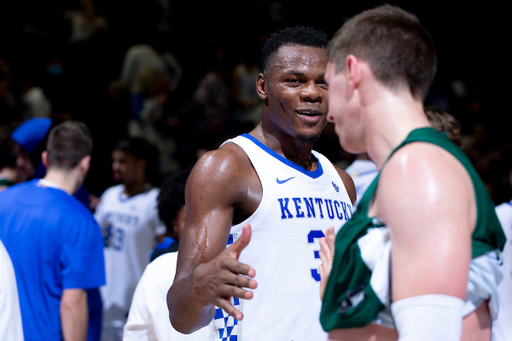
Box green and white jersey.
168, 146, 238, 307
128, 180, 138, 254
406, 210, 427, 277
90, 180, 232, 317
320, 127, 506, 331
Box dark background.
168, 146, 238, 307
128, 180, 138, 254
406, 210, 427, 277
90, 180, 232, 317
1, 0, 510, 202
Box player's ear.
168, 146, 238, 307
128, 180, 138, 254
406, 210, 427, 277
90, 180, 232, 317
79, 155, 91, 175
41, 151, 48, 168
346, 55, 362, 94
256, 73, 267, 101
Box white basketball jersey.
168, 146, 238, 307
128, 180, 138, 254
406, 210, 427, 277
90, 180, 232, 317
211, 134, 354, 341
344, 159, 378, 207
492, 201, 512, 341
94, 184, 166, 313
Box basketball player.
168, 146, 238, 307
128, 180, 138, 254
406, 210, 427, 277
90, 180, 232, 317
320, 5, 505, 341
94, 137, 166, 341
123, 167, 209, 340
0, 121, 105, 341
167, 26, 356, 341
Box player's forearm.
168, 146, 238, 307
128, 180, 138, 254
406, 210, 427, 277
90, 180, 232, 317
61, 289, 88, 341
167, 274, 215, 334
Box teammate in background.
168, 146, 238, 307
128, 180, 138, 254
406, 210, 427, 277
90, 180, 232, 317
123, 166, 209, 340
0, 121, 105, 341
94, 137, 166, 341
149, 165, 192, 262
492, 144, 512, 341
346, 106, 463, 207
320, 5, 505, 341
168, 26, 356, 341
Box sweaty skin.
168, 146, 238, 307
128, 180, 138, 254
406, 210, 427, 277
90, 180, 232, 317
167, 45, 356, 334
323, 58, 488, 341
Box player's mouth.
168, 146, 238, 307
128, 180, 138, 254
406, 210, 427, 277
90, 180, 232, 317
295, 109, 324, 124
113, 172, 120, 181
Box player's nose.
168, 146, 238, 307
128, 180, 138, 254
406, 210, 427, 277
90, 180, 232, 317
300, 81, 323, 103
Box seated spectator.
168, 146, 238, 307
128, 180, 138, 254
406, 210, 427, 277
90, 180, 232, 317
94, 137, 166, 341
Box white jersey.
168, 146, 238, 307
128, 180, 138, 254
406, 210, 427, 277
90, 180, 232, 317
344, 159, 378, 206
211, 134, 354, 341
0, 240, 24, 341
124, 251, 209, 341
493, 201, 512, 341
94, 184, 166, 315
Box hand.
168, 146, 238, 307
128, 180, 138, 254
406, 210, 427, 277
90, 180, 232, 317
319, 226, 336, 300
192, 224, 257, 321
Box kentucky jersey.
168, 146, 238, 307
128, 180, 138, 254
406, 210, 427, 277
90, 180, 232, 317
94, 185, 166, 325
211, 133, 354, 341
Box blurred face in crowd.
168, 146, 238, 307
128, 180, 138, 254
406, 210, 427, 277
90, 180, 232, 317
15, 145, 34, 183
172, 204, 187, 242
111, 150, 146, 186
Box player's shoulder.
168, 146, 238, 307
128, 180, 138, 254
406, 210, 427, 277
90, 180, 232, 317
384, 142, 465, 179
192, 142, 252, 181
100, 184, 124, 199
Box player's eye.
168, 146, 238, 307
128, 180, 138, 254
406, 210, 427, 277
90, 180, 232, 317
286, 78, 300, 84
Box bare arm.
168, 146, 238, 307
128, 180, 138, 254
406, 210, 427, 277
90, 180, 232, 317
61, 289, 88, 341
377, 144, 474, 302
167, 146, 258, 334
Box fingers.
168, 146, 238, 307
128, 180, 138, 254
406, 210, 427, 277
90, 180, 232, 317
215, 297, 245, 321
326, 226, 336, 250
226, 224, 252, 259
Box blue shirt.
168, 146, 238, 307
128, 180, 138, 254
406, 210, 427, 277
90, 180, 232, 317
0, 180, 106, 341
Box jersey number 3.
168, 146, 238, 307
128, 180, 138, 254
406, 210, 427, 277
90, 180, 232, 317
308, 230, 325, 282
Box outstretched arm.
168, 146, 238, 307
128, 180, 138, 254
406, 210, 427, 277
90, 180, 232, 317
167, 147, 258, 334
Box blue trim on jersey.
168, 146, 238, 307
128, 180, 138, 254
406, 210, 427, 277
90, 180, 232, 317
241, 133, 324, 178
506, 201, 512, 207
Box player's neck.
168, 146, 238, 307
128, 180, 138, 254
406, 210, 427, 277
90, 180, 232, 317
123, 179, 149, 197
365, 90, 429, 169
251, 124, 316, 171
43, 168, 81, 195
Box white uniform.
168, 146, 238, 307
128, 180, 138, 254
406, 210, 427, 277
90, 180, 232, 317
94, 184, 166, 341
493, 201, 512, 341
211, 134, 354, 341
344, 159, 378, 207
0, 240, 24, 341
124, 252, 209, 341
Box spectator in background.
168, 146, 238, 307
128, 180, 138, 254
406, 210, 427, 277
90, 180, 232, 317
110, 31, 182, 98
94, 137, 166, 341
0, 58, 22, 126
230, 45, 262, 134
0, 120, 105, 341
123, 166, 209, 340
129, 66, 179, 174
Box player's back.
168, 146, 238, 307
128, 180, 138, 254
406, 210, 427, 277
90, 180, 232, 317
0, 179, 104, 341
